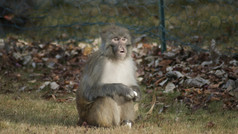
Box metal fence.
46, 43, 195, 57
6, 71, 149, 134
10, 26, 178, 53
0, 0, 238, 52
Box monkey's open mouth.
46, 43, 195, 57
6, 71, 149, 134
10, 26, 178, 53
119, 47, 125, 53
120, 50, 125, 53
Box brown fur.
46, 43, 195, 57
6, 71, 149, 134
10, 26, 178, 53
76, 96, 136, 127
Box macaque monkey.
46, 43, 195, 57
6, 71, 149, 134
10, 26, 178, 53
76, 25, 141, 127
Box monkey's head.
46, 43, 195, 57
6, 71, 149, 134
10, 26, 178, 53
100, 25, 132, 60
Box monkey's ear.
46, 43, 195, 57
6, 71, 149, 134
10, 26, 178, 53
132, 34, 147, 45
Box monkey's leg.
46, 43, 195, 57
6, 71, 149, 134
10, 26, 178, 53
86, 97, 121, 127
120, 100, 136, 125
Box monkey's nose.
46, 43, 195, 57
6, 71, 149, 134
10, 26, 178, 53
119, 46, 125, 53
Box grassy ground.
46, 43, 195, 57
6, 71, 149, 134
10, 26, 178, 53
0, 69, 237, 134
3, 1, 238, 53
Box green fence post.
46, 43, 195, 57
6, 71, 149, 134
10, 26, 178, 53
159, 0, 166, 52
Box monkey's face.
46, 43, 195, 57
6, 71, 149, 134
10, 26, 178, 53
100, 25, 132, 60
109, 36, 131, 60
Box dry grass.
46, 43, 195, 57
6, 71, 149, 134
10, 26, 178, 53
0, 68, 237, 134
0, 92, 237, 134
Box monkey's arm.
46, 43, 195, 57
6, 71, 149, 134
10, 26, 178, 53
83, 83, 135, 101
130, 85, 141, 102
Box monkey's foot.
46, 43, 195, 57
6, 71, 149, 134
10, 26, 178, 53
121, 120, 133, 128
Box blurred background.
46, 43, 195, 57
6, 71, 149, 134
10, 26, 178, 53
0, 0, 237, 53
0, 2, 238, 131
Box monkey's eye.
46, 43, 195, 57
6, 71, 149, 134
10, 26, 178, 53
121, 37, 127, 43
112, 37, 120, 43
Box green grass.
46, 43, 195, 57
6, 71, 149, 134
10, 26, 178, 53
166, 2, 238, 51
0, 69, 237, 134
4, 1, 237, 53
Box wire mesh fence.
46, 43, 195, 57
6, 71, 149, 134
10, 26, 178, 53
0, 0, 237, 53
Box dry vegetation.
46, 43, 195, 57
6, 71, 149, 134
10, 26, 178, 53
0, 89, 237, 134
0, 36, 237, 134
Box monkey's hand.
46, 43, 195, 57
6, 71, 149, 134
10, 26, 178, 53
130, 86, 141, 102
111, 84, 140, 101
116, 84, 136, 101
